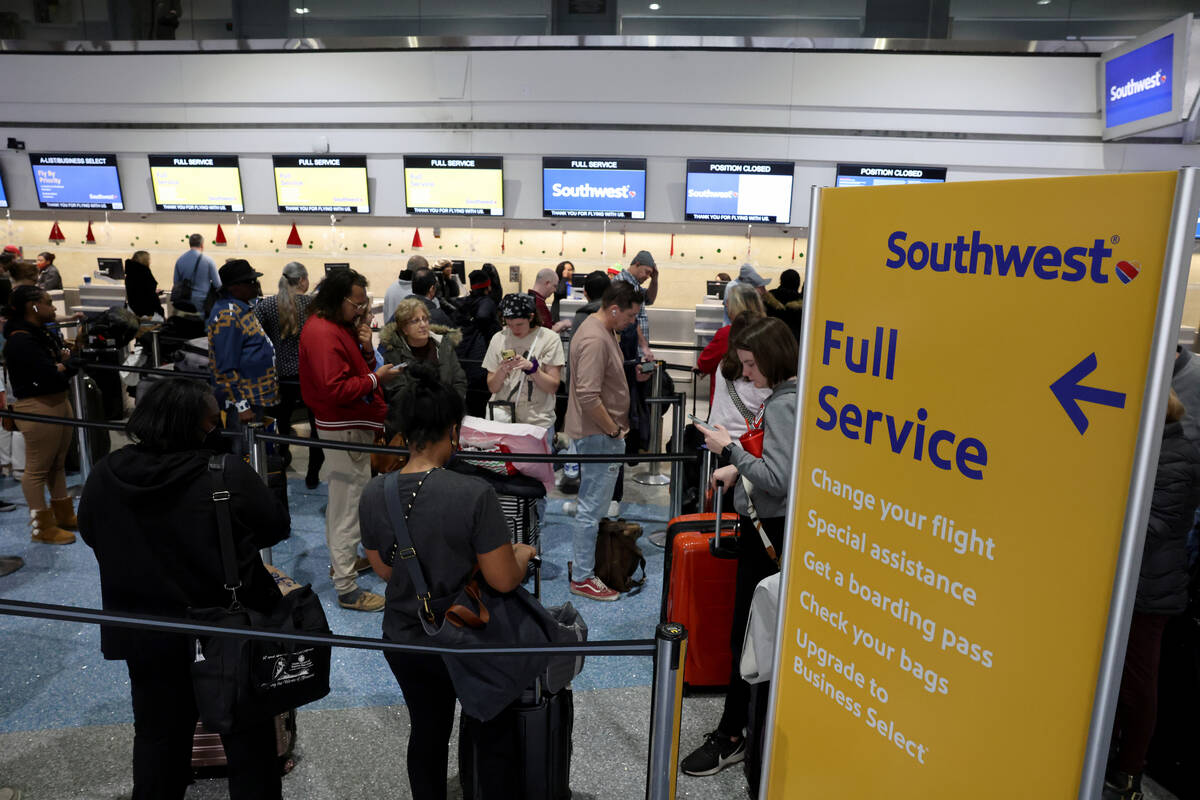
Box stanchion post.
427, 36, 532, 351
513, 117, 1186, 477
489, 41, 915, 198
635, 361, 670, 486
149, 328, 161, 367
70, 373, 92, 484
244, 422, 273, 565
646, 622, 688, 800
700, 447, 715, 513
668, 392, 685, 520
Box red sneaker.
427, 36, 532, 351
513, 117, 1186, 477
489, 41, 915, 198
570, 576, 619, 602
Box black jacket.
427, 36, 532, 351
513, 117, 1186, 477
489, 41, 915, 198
1137, 421, 1200, 614
79, 446, 288, 660
124, 259, 164, 318
2, 317, 76, 398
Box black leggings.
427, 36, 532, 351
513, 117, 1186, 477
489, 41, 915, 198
272, 379, 324, 474
717, 515, 784, 739
384, 650, 516, 800
126, 653, 280, 800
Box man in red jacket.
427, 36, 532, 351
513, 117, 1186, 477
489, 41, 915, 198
300, 269, 403, 611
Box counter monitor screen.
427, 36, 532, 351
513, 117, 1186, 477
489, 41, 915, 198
97, 257, 124, 280
404, 156, 504, 216
150, 155, 244, 212
324, 262, 351, 274
30, 153, 123, 210
835, 163, 947, 187
706, 280, 729, 298
684, 159, 793, 224
273, 155, 370, 214
542, 157, 646, 219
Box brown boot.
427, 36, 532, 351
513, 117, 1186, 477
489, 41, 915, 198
31, 508, 75, 545
50, 497, 78, 531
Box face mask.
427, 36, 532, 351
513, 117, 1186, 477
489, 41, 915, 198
203, 426, 231, 454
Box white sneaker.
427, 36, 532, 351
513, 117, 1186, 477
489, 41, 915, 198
608, 501, 621, 517
562, 501, 577, 516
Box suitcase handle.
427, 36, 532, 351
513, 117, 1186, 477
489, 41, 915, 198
709, 482, 739, 560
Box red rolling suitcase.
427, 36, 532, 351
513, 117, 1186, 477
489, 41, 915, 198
662, 489, 740, 688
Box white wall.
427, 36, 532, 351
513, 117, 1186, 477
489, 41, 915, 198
0, 47, 1195, 227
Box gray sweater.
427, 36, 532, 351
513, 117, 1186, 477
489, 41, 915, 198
729, 379, 797, 518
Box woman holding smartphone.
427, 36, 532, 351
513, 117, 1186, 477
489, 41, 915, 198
684, 316, 798, 784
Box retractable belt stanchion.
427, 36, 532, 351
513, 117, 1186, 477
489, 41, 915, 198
634, 361, 671, 486
69, 373, 92, 484
699, 446, 715, 513
668, 392, 685, 521
148, 328, 161, 368
244, 421, 272, 565
646, 622, 688, 800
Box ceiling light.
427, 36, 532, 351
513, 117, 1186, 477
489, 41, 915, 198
1035, 0, 1050, 5
649, 3, 661, 9
295, 7, 310, 13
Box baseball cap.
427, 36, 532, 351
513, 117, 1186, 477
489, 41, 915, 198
632, 250, 656, 269
737, 264, 771, 288
218, 259, 263, 286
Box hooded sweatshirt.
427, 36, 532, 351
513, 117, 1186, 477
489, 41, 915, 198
78, 445, 288, 660
728, 379, 798, 518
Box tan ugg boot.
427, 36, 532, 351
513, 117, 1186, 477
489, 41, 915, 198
50, 497, 78, 531
31, 508, 75, 545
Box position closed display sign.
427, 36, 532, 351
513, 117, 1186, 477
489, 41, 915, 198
764, 172, 1187, 798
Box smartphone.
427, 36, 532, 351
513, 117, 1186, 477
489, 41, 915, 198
687, 413, 708, 426
638, 360, 656, 374
501, 349, 516, 360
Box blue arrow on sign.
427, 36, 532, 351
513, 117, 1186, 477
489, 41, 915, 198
1051, 353, 1127, 435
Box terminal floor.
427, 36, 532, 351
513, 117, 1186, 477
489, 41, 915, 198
0, 451, 754, 798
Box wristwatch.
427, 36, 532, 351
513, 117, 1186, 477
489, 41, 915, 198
720, 442, 735, 460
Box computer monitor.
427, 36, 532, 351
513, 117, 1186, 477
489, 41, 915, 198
324, 262, 350, 275
97, 257, 124, 280
706, 280, 729, 299
450, 259, 467, 282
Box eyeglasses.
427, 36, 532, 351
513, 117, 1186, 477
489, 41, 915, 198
405, 316, 430, 327
344, 298, 368, 311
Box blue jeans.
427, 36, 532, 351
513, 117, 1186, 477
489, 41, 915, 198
571, 434, 626, 581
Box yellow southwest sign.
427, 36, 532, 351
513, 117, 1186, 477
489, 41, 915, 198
766, 172, 1183, 798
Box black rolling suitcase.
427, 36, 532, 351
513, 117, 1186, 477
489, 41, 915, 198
458, 557, 574, 800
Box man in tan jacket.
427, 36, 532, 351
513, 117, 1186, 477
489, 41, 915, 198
565, 280, 643, 602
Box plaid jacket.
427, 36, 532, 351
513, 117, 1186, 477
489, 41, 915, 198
207, 296, 279, 410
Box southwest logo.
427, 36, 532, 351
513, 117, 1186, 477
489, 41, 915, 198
1115, 260, 1140, 284
885, 230, 1118, 284
1110, 69, 1168, 102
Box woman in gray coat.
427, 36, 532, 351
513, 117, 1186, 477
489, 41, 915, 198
380, 296, 467, 408
686, 316, 798, 788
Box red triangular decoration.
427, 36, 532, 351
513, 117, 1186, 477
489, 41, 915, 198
214, 224, 227, 245
286, 223, 302, 247
49, 222, 65, 242
412, 228, 423, 248
85, 221, 96, 244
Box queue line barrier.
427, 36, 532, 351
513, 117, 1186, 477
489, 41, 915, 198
0, 603, 687, 800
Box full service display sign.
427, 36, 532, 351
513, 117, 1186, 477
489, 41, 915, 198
542, 157, 646, 219
765, 173, 1182, 799
835, 164, 947, 188
404, 156, 504, 216
30, 153, 123, 210
272, 155, 370, 214
0, 171, 7, 209
149, 155, 244, 212
684, 159, 793, 224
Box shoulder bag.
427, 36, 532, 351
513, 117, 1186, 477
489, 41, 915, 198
188, 454, 332, 734
382, 469, 585, 721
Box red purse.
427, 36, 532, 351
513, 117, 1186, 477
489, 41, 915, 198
739, 427, 764, 458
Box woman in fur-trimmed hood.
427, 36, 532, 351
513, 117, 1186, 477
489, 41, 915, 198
380, 296, 467, 406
